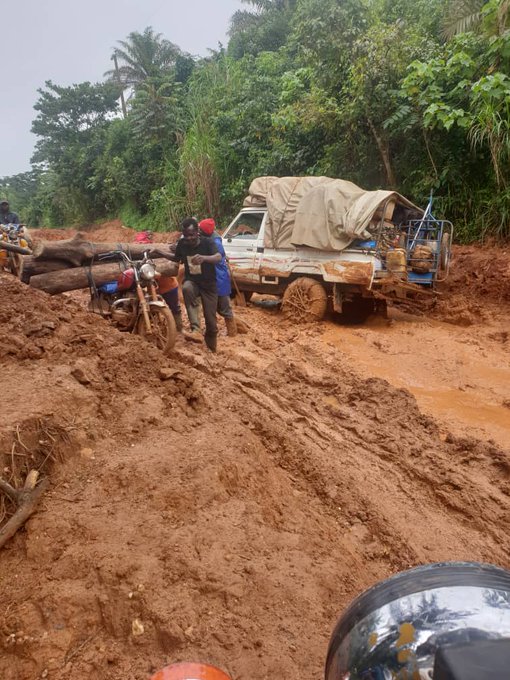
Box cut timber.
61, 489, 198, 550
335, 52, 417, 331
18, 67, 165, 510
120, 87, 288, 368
0, 241, 32, 256
0, 470, 49, 550
29, 259, 179, 295
32, 233, 173, 266
20, 257, 72, 284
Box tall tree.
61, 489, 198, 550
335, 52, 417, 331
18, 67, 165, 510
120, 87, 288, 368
228, 0, 297, 57
105, 27, 183, 89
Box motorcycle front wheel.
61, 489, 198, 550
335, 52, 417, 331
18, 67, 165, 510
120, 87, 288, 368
8, 253, 22, 278
136, 306, 177, 354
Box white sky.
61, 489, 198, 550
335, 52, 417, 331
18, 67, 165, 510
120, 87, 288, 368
3, 0, 244, 176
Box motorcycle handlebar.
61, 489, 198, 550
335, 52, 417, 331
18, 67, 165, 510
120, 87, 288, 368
97, 250, 153, 266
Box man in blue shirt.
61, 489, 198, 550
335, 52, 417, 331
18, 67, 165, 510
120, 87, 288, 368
0, 200, 20, 225
199, 218, 237, 336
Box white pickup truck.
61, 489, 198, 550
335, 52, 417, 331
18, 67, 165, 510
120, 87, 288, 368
222, 205, 452, 322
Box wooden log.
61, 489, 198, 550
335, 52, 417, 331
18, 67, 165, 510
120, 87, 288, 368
0, 240, 32, 256
29, 259, 178, 295
20, 256, 72, 284
32, 233, 174, 266
0, 470, 49, 550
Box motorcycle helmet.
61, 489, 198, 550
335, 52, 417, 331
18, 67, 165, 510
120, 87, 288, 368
325, 562, 510, 680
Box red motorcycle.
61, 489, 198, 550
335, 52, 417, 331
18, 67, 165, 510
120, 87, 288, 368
89, 250, 176, 354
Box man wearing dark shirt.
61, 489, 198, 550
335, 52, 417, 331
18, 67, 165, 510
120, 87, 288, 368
154, 217, 222, 352
0, 200, 20, 224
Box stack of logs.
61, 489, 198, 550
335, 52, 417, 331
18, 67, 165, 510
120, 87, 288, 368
19, 233, 178, 295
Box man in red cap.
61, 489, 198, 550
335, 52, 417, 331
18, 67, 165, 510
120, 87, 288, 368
198, 218, 237, 337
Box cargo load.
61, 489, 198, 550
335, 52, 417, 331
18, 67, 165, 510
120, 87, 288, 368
243, 176, 423, 251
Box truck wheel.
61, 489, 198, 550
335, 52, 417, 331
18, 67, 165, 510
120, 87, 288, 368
282, 277, 328, 323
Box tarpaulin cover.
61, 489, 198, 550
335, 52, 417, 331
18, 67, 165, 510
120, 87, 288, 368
243, 176, 422, 251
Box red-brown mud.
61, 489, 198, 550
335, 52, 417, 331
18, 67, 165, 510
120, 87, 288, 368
0, 230, 509, 680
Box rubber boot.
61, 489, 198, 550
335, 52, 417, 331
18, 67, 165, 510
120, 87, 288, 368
205, 334, 217, 353
225, 317, 238, 337
173, 311, 183, 333
186, 302, 201, 332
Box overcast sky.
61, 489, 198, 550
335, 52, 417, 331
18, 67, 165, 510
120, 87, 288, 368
3, 0, 244, 177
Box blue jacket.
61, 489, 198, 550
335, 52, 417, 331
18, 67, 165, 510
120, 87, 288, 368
213, 233, 231, 297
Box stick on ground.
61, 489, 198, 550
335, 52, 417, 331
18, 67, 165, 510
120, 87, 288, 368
0, 470, 49, 549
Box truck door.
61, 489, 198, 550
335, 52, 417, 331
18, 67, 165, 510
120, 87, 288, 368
222, 211, 265, 283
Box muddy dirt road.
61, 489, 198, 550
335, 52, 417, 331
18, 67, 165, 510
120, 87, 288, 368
0, 229, 509, 680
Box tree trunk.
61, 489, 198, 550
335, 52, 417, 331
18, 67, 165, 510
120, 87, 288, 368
21, 257, 72, 284
32, 233, 174, 266
367, 116, 397, 188
29, 260, 178, 295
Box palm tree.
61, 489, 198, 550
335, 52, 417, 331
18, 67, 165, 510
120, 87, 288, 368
442, 0, 509, 39
105, 27, 182, 89
442, 0, 485, 38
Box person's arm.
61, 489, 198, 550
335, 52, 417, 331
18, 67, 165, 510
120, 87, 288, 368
191, 239, 221, 265
191, 252, 221, 265
151, 243, 180, 262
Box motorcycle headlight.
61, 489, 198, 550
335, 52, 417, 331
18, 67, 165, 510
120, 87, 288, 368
140, 263, 156, 280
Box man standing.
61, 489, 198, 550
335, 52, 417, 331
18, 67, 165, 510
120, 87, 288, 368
198, 218, 237, 337
154, 218, 221, 352
0, 200, 20, 224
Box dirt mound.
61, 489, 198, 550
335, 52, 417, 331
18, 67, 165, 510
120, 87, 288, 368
1, 275, 509, 679
431, 244, 510, 324
30, 221, 180, 245
29, 228, 77, 241
0, 274, 203, 480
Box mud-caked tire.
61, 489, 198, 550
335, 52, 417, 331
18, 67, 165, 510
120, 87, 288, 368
282, 277, 328, 323
136, 305, 177, 354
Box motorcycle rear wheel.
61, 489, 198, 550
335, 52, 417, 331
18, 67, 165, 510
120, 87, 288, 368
136, 306, 177, 354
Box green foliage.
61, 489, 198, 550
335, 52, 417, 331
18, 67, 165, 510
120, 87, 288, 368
228, 0, 298, 58
5, 1, 509, 239
0, 170, 41, 223
401, 26, 510, 236
105, 27, 184, 88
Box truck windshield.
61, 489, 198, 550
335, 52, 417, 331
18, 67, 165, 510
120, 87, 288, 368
225, 212, 264, 240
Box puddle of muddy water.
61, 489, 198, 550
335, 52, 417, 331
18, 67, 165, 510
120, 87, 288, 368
321, 319, 510, 448
410, 386, 510, 443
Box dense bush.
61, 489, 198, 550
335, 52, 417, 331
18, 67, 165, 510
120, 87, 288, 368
1, 0, 509, 240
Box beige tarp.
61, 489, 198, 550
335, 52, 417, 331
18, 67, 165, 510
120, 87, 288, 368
243, 176, 422, 251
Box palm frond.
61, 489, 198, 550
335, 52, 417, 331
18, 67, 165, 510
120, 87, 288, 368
442, 0, 485, 39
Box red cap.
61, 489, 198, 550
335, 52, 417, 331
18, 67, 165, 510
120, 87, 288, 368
198, 218, 215, 236
151, 663, 232, 680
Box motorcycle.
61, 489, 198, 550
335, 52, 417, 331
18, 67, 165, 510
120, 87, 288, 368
151, 561, 510, 680
88, 250, 177, 354
0, 223, 30, 277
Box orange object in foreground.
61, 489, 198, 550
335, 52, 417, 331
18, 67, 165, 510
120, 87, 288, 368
151, 662, 232, 680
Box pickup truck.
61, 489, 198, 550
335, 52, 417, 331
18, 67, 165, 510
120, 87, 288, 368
222, 204, 452, 322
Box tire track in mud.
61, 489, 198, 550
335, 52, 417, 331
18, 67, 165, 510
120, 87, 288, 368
213, 320, 510, 568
